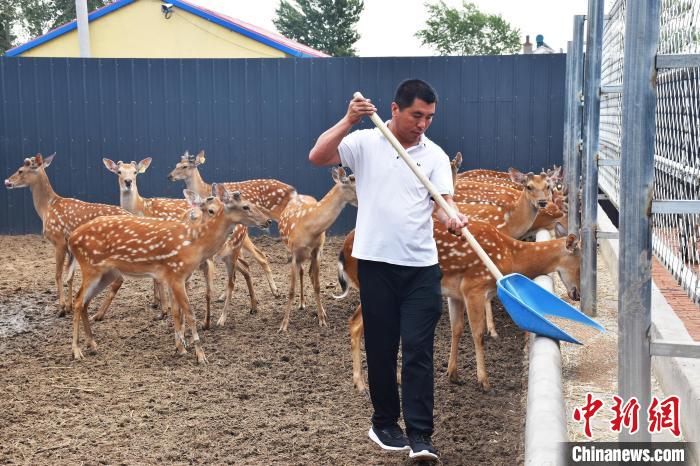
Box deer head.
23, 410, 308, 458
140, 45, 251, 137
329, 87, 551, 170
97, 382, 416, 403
103, 157, 152, 193
508, 168, 551, 209
331, 167, 358, 207
212, 183, 271, 230
554, 222, 581, 301
168, 150, 205, 181
5, 153, 56, 189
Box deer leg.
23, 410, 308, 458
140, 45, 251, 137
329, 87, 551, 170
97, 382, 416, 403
218, 256, 236, 327
159, 281, 171, 320
464, 288, 490, 391
201, 259, 214, 330
171, 279, 206, 364
169, 288, 186, 355
91, 275, 124, 322
298, 263, 306, 311
235, 259, 258, 314
310, 250, 327, 327
243, 234, 278, 297
485, 290, 499, 339
446, 297, 466, 383
349, 305, 366, 392
72, 269, 116, 360
151, 279, 161, 309
55, 245, 67, 316
279, 259, 299, 332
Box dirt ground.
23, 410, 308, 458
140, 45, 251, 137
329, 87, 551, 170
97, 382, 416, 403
0, 234, 526, 465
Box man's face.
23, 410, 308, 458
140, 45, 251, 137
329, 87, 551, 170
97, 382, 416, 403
391, 98, 436, 145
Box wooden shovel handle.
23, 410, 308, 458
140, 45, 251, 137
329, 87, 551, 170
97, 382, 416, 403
353, 91, 504, 280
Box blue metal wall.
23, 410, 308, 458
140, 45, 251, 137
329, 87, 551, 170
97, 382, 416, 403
0, 55, 565, 234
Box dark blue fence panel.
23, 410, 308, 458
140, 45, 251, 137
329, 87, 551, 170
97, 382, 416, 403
0, 55, 566, 234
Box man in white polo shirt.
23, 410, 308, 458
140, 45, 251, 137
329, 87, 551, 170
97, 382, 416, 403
309, 79, 467, 461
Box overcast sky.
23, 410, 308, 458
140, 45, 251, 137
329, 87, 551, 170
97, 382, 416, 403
186, 0, 592, 56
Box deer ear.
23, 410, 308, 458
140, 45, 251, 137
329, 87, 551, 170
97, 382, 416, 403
331, 167, 341, 183
554, 222, 567, 238
42, 153, 56, 168
137, 157, 152, 174
195, 150, 206, 165
508, 167, 527, 185
183, 189, 202, 208
103, 158, 119, 173
212, 183, 225, 200
566, 233, 577, 251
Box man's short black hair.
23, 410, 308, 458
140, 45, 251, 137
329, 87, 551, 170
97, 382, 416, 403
394, 79, 438, 110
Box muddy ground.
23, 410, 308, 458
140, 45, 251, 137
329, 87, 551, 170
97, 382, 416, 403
0, 234, 526, 465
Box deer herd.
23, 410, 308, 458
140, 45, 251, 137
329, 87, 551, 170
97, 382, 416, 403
4, 149, 575, 392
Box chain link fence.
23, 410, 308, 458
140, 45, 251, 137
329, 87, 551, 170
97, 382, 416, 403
597, 0, 700, 304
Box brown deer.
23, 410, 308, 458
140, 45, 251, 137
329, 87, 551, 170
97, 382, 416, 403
68, 185, 271, 363
338, 220, 580, 392
277, 167, 357, 332
453, 169, 552, 240
4, 153, 128, 316
102, 157, 218, 326
168, 151, 297, 308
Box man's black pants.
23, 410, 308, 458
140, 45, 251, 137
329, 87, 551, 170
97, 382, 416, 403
358, 259, 443, 436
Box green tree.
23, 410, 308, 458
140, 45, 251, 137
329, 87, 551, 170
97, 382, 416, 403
1, 0, 19, 55
273, 0, 364, 57
19, 0, 112, 40
416, 1, 521, 56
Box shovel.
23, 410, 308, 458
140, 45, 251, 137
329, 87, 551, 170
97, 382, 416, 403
354, 91, 604, 344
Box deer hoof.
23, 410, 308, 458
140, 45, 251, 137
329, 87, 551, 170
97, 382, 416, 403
478, 378, 492, 392
72, 347, 84, 360
447, 371, 462, 385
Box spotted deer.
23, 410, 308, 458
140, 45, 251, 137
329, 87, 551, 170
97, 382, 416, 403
452, 169, 552, 240
102, 157, 219, 326
68, 185, 271, 363
277, 167, 357, 332
338, 220, 580, 392
458, 166, 564, 193
168, 150, 297, 310
4, 153, 129, 315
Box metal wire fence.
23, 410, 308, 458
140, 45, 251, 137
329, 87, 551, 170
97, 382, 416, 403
597, 0, 700, 304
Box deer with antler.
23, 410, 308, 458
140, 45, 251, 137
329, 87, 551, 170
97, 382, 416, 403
102, 157, 219, 327
337, 220, 580, 392
168, 151, 298, 324
4, 154, 129, 316
68, 185, 271, 363
277, 167, 357, 332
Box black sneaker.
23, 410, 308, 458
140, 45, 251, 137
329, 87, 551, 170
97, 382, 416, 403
368, 425, 410, 451
408, 433, 438, 461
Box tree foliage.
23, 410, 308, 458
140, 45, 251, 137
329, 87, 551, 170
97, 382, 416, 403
416, 1, 521, 56
20, 0, 112, 39
1, 0, 19, 55
273, 0, 364, 56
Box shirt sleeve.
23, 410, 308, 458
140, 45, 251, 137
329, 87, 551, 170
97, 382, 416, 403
430, 149, 454, 196
338, 130, 361, 172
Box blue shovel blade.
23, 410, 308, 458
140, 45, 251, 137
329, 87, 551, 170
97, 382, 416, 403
496, 273, 605, 344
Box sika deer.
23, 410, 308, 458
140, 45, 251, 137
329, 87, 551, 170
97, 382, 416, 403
338, 221, 580, 392
453, 169, 552, 239
168, 150, 297, 307
102, 157, 219, 326
4, 154, 128, 315
277, 167, 357, 332
68, 185, 271, 363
